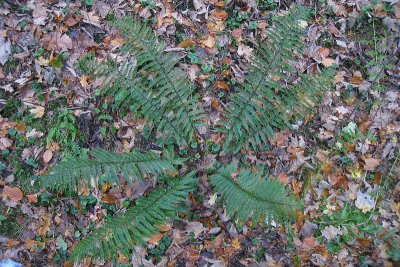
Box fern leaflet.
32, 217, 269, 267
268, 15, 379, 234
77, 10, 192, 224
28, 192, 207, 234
40, 149, 175, 192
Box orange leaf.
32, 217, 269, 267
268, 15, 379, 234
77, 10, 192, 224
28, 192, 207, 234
26, 194, 38, 203
101, 194, 116, 204
212, 99, 220, 110
216, 80, 229, 90
148, 232, 164, 244
158, 224, 172, 231
3, 186, 23, 201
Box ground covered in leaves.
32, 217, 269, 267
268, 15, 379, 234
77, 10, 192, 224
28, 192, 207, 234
0, 0, 399, 266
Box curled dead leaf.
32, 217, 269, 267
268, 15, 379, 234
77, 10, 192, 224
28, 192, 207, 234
43, 149, 53, 163
3, 186, 23, 201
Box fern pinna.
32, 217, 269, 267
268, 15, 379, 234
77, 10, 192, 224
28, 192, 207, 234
39, 4, 336, 264
40, 149, 174, 192
218, 5, 335, 152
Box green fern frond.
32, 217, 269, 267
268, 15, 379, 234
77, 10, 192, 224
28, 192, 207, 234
40, 149, 175, 192
219, 5, 335, 152
69, 172, 197, 262
209, 165, 298, 226
81, 19, 205, 145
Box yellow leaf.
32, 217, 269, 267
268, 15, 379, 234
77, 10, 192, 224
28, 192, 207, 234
232, 238, 241, 250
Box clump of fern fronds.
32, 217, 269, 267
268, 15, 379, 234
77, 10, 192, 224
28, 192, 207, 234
78, 19, 205, 146
210, 165, 299, 226
40, 149, 175, 192
70, 173, 197, 262
219, 5, 336, 152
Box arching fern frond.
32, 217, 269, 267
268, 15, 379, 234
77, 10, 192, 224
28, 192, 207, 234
209, 165, 298, 226
69, 173, 197, 262
219, 5, 336, 152
80, 19, 205, 145
40, 149, 175, 192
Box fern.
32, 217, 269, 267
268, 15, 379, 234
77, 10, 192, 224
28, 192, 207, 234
80, 19, 205, 145
69, 173, 197, 262
219, 5, 336, 152
210, 165, 298, 226
40, 149, 175, 192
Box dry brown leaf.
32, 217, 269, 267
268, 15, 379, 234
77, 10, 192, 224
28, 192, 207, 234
211, 9, 228, 19
216, 80, 229, 90
232, 238, 241, 250
43, 149, 53, 163
0, 137, 13, 150
322, 57, 335, 67
30, 106, 45, 118
80, 75, 90, 89
26, 194, 38, 203
148, 233, 164, 244
3, 186, 23, 201
232, 28, 242, 42
202, 35, 215, 48
212, 98, 220, 110
39, 216, 50, 236
179, 40, 195, 48
278, 172, 289, 186
64, 13, 82, 27
101, 194, 116, 204
350, 71, 364, 85
395, 3, 400, 19
319, 47, 330, 58
364, 158, 381, 171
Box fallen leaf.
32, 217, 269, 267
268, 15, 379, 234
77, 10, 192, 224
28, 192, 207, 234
232, 238, 241, 250
216, 80, 229, 90
148, 232, 164, 244
186, 221, 205, 238
3, 186, 23, 201
0, 38, 11, 65
232, 28, 242, 42
43, 150, 53, 163
26, 194, 38, 203
212, 9, 228, 19
0, 137, 13, 150
322, 57, 336, 67
237, 44, 253, 60
363, 158, 380, 171
179, 40, 195, 48
321, 225, 343, 241
212, 98, 220, 110
64, 13, 82, 27
30, 106, 45, 118
39, 216, 50, 236
355, 191, 375, 212
202, 35, 215, 48
350, 71, 363, 85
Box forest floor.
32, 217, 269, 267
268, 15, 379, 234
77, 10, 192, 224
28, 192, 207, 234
0, 0, 399, 266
